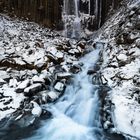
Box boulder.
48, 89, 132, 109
70, 64, 82, 73
56, 72, 72, 80
135, 38, 140, 48
54, 82, 65, 92
31, 101, 42, 117
47, 91, 58, 101
133, 75, 140, 87
9, 78, 18, 88
24, 83, 42, 96
87, 70, 96, 75
117, 53, 127, 62
0, 78, 6, 86
32, 75, 45, 83
15, 79, 30, 93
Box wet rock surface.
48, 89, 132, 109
96, 1, 140, 139
0, 14, 87, 125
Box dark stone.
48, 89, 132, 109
24, 84, 42, 96
87, 70, 96, 75
70, 64, 82, 74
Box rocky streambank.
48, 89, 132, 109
0, 14, 89, 127
95, 0, 140, 139
0, 0, 140, 140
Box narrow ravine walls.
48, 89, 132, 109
0, 0, 63, 29
0, 0, 122, 30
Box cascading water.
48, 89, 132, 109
62, 0, 103, 37
72, 0, 81, 38
24, 44, 105, 140
63, 0, 81, 38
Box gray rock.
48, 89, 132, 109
32, 75, 45, 83
133, 75, 140, 87
56, 72, 72, 80
0, 78, 6, 85
24, 83, 42, 95
47, 91, 58, 101
54, 82, 65, 92
16, 79, 30, 93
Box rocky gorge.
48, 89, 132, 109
0, 0, 140, 140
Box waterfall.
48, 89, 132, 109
62, 0, 103, 36
62, 0, 81, 38
24, 44, 105, 140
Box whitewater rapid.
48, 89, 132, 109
24, 45, 106, 140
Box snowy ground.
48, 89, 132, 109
0, 0, 140, 139
97, 0, 140, 139
0, 14, 87, 122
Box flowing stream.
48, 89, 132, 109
24, 45, 106, 140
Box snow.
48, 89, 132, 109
32, 75, 45, 83
98, 0, 140, 138
117, 54, 127, 62
24, 83, 42, 93
47, 91, 58, 100
0, 78, 6, 84
9, 78, 18, 88
0, 86, 25, 120
16, 79, 30, 90
54, 82, 65, 92
31, 101, 42, 117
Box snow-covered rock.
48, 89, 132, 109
31, 101, 42, 117
0, 78, 6, 85
32, 75, 45, 83
98, 1, 140, 139
54, 82, 65, 92
16, 79, 30, 93
47, 91, 58, 101
24, 83, 42, 95
117, 54, 127, 62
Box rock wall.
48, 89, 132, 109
79, 0, 123, 30
0, 0, 122, 30
0, 0, 63, 29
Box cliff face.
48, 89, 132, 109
79, 0, 123, 30
0, 0, 63, 29
0, 0, 122, 30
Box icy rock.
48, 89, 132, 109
0, 71, 10, 82
16, 79, 30, 93
31, 101, 42, 117
0, 78, 6, 85
40, 91, 48, 103
47, 53, 57, 62
87, 69, 96, 75
133, 75, 140, 87
70, 64, 82, 73
47, 91, 58, 101
135, 38, 140, 48
0, 48, 5, 55
54, 82, 65, 92
5, 48, 15, 54
9, 78, 18, 88
101, 75, 108, 85
32, 75, 45, 83
104, 121, 112, 129
56, 51, 64, 59
24, 83, 42, 95
77, 41, 86, 49
92, 74, 102, 85
117, 54, 127, 62
34, 58, 46, 68
57, 72, 72, 80
31, 69, 38, 75
68, 49, 80, 55
39, 73, 51, 85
